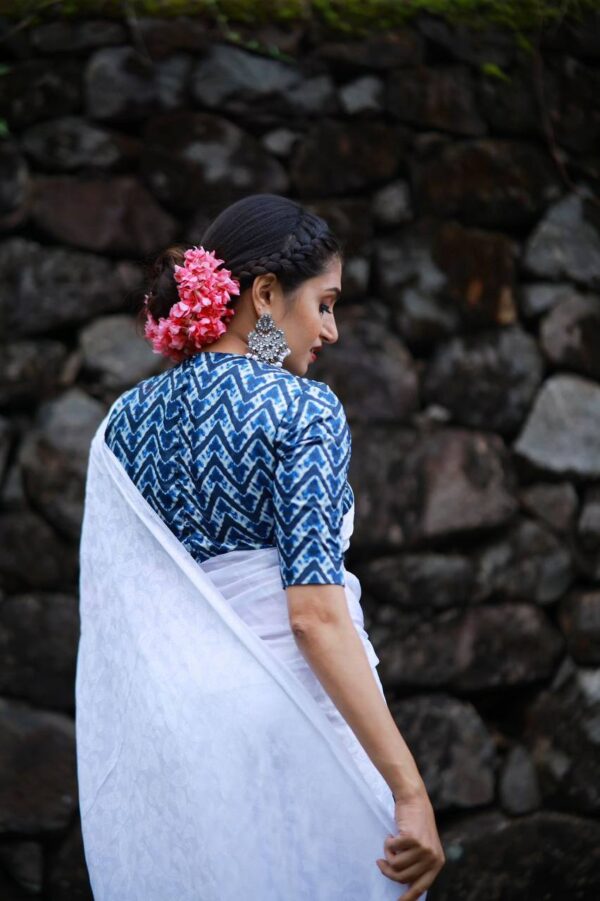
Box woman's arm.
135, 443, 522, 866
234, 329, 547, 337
287, 583, 446, 899
286, 583, 425, 802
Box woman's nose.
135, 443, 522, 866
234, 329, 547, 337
321, 315, 338, 344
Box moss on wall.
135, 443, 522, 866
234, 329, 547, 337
3, 0, 600, 36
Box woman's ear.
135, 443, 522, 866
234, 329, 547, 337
251, 273, 278, 317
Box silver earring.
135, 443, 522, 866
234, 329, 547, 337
246, 312, 291, 367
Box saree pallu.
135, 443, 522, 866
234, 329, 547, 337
75, 414, 425, 900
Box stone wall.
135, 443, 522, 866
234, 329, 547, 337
1, 9, 600, 899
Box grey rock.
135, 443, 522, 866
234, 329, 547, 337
0, 339, 68, 410
287, 74, 339, 117
79, 314, 169, 390
578, 485, 600, 552
31, 175, 177, 256
391, 694, 496, 810
524, 659, 600, 812
540, 292, 600, 380
191, 43, 301, 113
378, 604, 563, 691
349, 426, 418, 550
394, 287, 458, 348
523, 191, 600, 288
519, 282, 574, 318
336, 256, 369, 301
414, 428, 518, 542
0, 463, 27, 510
0, 416, 12, 487
339, 75, 384, 115
308, 303, 419, 424
0, 509, 77, 592
0, 140, 30, 231
450, 604, 564, 692
575, 484, 600, 578
558, 589, 600, 666
474, 517, 573, 606
545, 57, 600, 155
374, 227, 447, 301
305, 196, 373, 255
290, 120, 405, 197
423, 326, 543, 436
386, 65, 486, 136
19, 388, 106, 540
499, 745, 542, 815
141, 111, 288, 213
0, 592, 79, 710
435, 809, 600, 901
0, 840, 43, 894
372, 179, 413, 227
85, 46, 156, 122
514, 375, 600, 479
21, 116, 140, 172
260, 127, 301, 158
45, 818, 93, 900
478, 64, 549, 139
155, 52, 192, 111
378, 608, 461, 689
414, 139, 561, 229
0, 60, 81, 129
0, 238, 141, 337
434, 221, 518, 326
520, 482, 579, 535
357, 552, 475, 611
351, 426, 517, 550
0, 698, 77, 833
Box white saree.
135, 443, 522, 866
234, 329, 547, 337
75, 414, 425, 900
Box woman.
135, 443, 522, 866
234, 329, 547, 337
75, 193, 444, 900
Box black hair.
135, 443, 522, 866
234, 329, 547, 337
141, 193, 344, 324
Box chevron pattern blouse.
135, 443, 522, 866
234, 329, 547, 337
103, 350, 354, 587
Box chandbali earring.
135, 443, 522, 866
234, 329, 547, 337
246, 312, 291, 367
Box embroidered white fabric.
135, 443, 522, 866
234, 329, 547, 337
75, 414, 427, 900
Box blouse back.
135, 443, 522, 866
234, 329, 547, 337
103, 351, 354, 587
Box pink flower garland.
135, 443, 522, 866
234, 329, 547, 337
143, 246, 240, 363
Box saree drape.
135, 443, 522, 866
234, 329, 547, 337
75, 414, 425, 900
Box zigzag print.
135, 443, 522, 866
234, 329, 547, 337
104, 351, 354, 586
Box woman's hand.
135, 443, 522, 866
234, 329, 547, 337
376, 791, 445, 901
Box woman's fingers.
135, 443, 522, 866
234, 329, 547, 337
385, 833, 417, 854
377, 829, 444, 900
376, 856, 426, 883
384, 844, 422, 870
395, 872, 432, 901
377, 857, 430, 901
376, 858, 406, 883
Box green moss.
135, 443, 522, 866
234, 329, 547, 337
480, 62, 511, 81
3, 0, 600, 41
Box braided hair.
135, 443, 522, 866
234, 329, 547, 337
142, 194, 344, 323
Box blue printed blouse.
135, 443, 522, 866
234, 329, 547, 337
104, 351, 354, 587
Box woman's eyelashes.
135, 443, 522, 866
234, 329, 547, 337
319, 303, 332, 314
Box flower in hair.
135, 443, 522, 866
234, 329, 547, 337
143, 246, 240, 363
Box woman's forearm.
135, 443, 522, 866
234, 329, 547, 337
290, 597, 427, 801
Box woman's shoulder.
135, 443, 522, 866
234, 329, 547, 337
275, 370, 344, 418
272, 373, 348, 444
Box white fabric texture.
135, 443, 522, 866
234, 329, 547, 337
75, 414, 426, 900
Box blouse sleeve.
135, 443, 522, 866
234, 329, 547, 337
273, 383, 351, 588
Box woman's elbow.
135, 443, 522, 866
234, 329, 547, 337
286, 584, 348, 636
